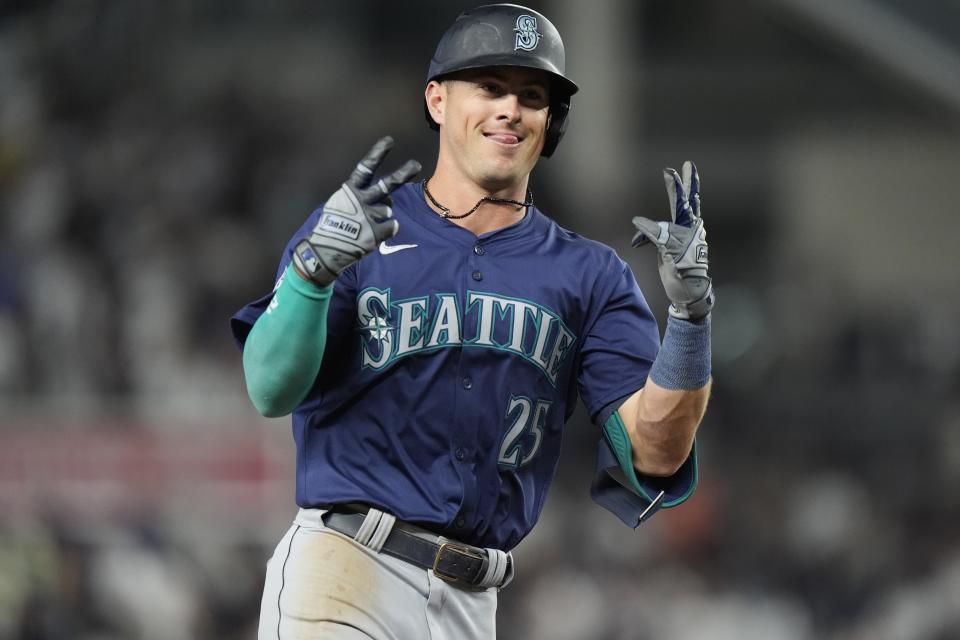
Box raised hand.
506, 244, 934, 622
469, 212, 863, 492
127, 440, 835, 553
631, 161, 714, 320
293, 136, 421, 286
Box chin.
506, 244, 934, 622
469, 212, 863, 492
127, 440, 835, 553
475, 168, 524, 192
476, 157, 537, 190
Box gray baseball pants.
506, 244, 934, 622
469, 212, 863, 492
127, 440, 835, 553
258, 508, 512, 639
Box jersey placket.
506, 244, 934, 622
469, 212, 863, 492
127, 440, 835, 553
447, 237, 490, 535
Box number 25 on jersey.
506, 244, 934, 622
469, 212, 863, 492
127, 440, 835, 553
498, 395, 551, 468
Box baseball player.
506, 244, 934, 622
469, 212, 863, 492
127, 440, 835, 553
231, 4, 713, 639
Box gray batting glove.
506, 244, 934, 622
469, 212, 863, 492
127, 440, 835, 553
631, 161, 714, 321
293, 136, 421, 286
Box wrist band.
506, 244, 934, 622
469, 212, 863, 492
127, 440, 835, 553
649, 314, 711, 390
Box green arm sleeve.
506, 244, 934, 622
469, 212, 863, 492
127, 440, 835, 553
242, 265, 333, 417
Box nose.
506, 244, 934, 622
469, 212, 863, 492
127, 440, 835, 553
496, 93, 521, 123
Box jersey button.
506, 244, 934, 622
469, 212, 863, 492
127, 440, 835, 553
455, 447, 465, 461
473, 245, 485, 256
471, 270, 483, 281
455, 516, 466, 528
462, 377, 473, 390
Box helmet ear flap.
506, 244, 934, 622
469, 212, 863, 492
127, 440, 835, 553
540, 97, 570, 158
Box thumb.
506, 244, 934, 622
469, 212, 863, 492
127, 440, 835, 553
631, 217, 667, 247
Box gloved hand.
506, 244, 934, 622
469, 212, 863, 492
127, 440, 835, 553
631, 161, 714, 321
293, 136, 421, 286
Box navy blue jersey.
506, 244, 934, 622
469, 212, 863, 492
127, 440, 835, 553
233, 182, 690, 550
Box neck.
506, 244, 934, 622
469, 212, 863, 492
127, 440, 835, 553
424, 166, 531, 235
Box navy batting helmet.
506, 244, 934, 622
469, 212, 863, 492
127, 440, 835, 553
425, 3, 579, 158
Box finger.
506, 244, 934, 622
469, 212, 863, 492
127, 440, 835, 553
660, 251, 678, 271
664, 167, 692, 226
662, 168, 680, 219
362, 159, 422, 200
671, 164, 694, 228
685, 161, 701, 218
680, 161, 693, 198
367, 203, 393, 223
375, 218, 399, 242
631, 217, 667, 247
348, 136, 395, 188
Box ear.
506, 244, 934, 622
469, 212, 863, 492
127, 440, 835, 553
425, 80, 446, 127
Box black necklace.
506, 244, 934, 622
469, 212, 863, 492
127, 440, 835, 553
422, 178, 533, 220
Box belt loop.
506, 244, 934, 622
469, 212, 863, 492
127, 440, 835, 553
354, 507, 396, 553
367, 512, 396, 553
354, 508, 383, 546
478, 548, 510, 588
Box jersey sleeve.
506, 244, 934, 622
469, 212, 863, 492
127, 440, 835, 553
577, 260, 659, 419
577, 258, 698, 527
591, 395, 699, 527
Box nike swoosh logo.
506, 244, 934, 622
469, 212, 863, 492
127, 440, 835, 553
378, 242, 419, 255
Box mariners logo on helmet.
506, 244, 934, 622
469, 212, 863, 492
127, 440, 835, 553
425, 4, 577, 157
514, 15, 541, 51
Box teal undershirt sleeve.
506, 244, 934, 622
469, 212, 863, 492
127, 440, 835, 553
601, 410, 699, 509
601, 410, 647, 496
242, 265, 333, 417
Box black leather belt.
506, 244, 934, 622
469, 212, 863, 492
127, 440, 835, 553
321, 506, 505, 589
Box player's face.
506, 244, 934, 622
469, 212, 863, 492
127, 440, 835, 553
436, 67, 550, 191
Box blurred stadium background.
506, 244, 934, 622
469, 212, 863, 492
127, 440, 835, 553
1, 1, 959, 638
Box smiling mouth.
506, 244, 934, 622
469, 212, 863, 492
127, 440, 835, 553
483, 132, 523, 145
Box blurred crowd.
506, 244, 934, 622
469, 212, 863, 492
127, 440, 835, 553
2, 1, 959, 639
1, 513, 266, 639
